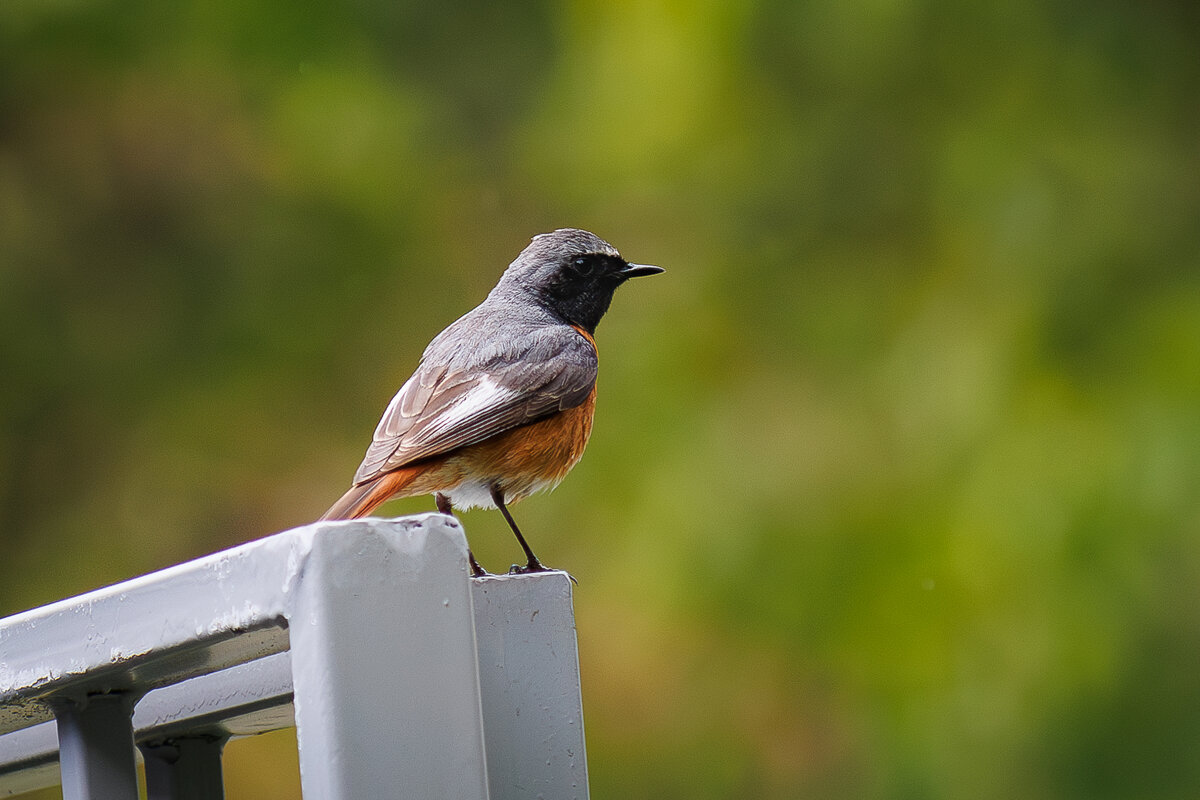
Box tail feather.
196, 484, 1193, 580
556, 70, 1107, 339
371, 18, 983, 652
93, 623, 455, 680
319, 468, 421, 520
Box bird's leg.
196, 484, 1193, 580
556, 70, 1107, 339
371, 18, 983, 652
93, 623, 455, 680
437, 492, 487, 577
489, 485, 546, 573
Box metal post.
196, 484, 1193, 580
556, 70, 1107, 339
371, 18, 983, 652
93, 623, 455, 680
288, 516, 490, 800
53, 692, 139, 800
141, 736, 228, 800
472, 572, 589, 800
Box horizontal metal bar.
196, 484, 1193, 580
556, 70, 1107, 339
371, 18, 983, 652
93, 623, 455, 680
0, 515, 454, 735
0, 652, 294, 796
0, 719, 56, 797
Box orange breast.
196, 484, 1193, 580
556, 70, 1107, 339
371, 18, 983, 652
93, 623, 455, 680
450, 385, 596, 502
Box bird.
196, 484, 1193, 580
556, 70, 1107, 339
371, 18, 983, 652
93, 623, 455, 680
320, 228, 663, 575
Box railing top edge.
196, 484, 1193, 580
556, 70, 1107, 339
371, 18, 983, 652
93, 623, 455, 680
0, 513, 462, 732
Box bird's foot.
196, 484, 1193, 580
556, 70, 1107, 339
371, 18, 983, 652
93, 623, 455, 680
509, 559, 548, 575
508, 561, 578, 584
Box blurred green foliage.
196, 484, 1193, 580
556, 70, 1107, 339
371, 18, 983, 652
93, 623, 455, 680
3, 0, 1199, 797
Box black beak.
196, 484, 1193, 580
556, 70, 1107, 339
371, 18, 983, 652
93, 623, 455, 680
620, 262, 665, 279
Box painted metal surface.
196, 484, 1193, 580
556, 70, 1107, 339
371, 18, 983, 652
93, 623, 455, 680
54, 692, 140, 800
141, 733, 229, 800
0, 652, 295, 797
0, 515, 590, 799
473, 572, 589, 800
289, 514, 489, 799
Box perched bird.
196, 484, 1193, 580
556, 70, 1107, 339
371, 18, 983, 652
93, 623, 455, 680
321, 228, 663, 574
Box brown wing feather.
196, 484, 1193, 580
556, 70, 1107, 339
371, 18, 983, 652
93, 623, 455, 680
351, 328, 597, 485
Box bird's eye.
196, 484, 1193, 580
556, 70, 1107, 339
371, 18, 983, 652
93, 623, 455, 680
571, 256, 594, 275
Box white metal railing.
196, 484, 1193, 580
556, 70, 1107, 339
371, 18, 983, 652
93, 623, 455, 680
0, 514, 589, 799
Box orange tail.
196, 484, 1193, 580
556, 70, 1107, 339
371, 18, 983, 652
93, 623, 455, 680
319, 468, 422, 520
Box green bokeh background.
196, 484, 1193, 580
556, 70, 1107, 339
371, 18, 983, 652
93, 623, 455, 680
3, 0, 1199, 797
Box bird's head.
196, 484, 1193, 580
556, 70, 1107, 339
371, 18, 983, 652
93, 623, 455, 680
495, 228, 663, 333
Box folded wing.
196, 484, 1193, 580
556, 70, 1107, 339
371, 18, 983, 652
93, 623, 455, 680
352, 327, 597, 485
